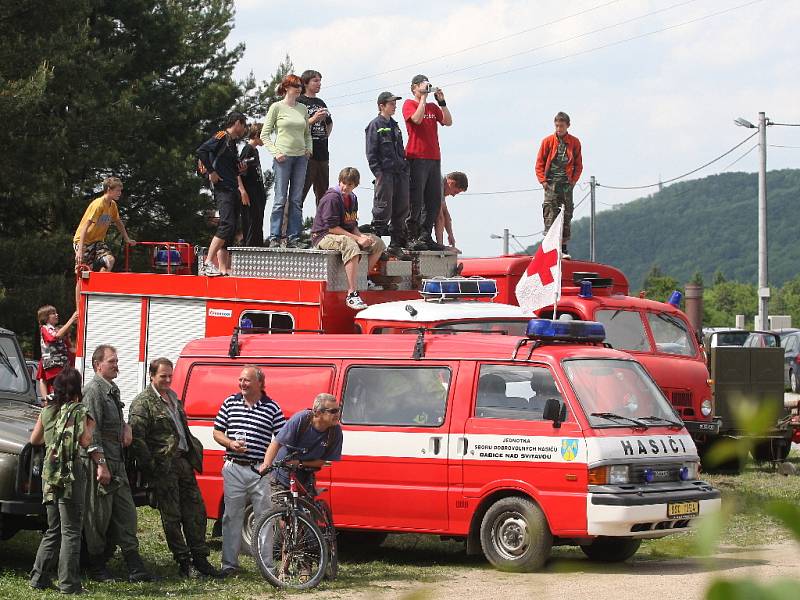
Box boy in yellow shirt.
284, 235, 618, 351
73, 176, 136, 272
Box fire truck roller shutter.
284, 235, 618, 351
82, 295, 143, 418
145, 298, 206, 384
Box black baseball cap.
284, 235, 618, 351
377, 92, 402, 105
411, 74, 429, 85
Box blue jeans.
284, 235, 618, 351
270, 156, 309, 241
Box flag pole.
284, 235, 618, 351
552, 208, 563, 322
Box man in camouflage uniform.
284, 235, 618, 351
129, 357, 221, 578
81, 344, 155, 583
535, 111, 583, 259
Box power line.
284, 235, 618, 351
326, 0, 695, 102
597, 130, 759, 190
328, 0, 762, 109
462, 187, 543, 196
769, 144, 800, 149
721, 143, 757, 171
323, 0, 622, 89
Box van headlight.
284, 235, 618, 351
680, 461, 700, 481
588, 465, 630, 485
700, 399, 713, 417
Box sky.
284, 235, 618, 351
228, 0, 799, 257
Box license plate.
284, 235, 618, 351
667, 500, 699, 519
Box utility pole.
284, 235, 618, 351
757, 111, 769, 330
502, 228, 509, 255
590, 176, 596, 262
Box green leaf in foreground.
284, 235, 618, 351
765, 501, 800, 543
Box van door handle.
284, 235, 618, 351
456, 437, 469, 456
429, 437, 442, 455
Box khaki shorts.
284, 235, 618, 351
316, 233, 385, 264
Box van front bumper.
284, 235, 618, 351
587, 482, 721, 538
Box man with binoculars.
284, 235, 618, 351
402, 74, 453, 251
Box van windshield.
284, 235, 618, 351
562, 359, 680, 428
0, 337, 30, 395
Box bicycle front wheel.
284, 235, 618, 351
253, 507, 328, 590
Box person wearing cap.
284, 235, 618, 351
402, 74, 452, 251
364, 92, 411, 258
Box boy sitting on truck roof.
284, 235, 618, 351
311, 167, 386, 311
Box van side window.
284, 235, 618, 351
475, 365, 563, 421
595, 309, 650, 352
341, 367, 449, 427
239, 311, 294, 333
646, 312, 694, 356
182, 364, 335, 419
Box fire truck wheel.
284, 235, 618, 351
479, 496, 552, 572
751, 438, 791, 463
580, 537, 641, 562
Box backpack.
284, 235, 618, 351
43, 403, 86, 502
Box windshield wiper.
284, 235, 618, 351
0, 346, 18, 377
639, 415, 684, 429
590, 412, 649, 429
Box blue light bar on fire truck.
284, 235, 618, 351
420, 277, 498, 300
526, 319, 606, 342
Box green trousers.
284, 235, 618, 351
30, 461, 85, 593
82, 458, 140, 557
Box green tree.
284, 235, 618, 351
640, 266, 681, 305
0, 0, 263, 350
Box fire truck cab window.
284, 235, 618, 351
646, 312, 694, 356
475, 364, 561, 421
595, 309, 650, 352
341, 366, 449, 427
238, 311, 294, 333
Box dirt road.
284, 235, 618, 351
308, 541, 800, 600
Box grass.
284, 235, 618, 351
1, 452, 797, 598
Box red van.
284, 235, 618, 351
173, 320, 720, 571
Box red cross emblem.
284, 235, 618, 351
526, 245, 559, 286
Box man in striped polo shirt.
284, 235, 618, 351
212, 365, 285, 577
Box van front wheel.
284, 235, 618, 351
580, 537, 641, 562
479, 497, 552, 572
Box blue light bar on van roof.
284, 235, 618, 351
526, 318, 606, 342
420, 277, 498, 300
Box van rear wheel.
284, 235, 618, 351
580, 537, 641, 562
479, 497, 552, 572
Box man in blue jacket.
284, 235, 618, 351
364, 92, 410, 257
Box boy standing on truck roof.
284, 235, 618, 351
73, 176, 136, 272
311, 167, 386, 311
535, 112, 583, 259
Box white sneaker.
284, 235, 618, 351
345, 292, 368, 311
203, 262, 223, 277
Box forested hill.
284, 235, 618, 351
550, 169, 800, 290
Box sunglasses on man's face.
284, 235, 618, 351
320, 407, 340, 415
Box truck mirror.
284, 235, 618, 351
542, 398, 567, 428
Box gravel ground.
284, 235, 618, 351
308, 541, 800, 600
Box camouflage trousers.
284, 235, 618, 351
542, 180, 574, 242
153, 453, 210, 563
83, 458, 140, 557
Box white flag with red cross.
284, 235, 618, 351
515, 209, 563, 313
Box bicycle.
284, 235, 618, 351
251, 454, 338, 590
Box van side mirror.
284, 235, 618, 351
542, 398, 567, 428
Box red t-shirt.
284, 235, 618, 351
402, 99, 443, 160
